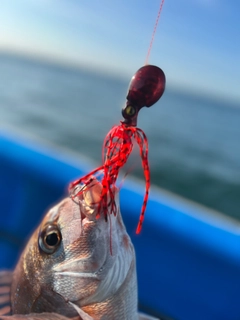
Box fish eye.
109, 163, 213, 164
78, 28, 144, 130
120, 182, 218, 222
38, 224, 62, 254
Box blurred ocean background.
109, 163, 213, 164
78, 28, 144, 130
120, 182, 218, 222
0, 52, 239, 221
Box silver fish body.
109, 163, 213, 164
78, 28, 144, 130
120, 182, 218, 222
0, 179, 140, 320
0, 179, 159, 320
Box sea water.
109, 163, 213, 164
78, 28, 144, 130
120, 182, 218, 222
0, 52, 239, 220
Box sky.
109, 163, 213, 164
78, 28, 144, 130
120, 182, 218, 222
0, 0, 240, 102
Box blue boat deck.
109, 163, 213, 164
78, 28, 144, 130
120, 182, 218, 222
1, 130, 240, 320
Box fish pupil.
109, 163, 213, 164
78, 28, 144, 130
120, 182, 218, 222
46, 232, 59, 246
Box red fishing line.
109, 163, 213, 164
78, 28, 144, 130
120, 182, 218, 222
145, 0, 165, 65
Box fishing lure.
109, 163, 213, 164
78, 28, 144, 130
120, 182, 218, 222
69, 65, 165, 233
70, 0, 166, 233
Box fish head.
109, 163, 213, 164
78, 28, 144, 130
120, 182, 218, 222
10, 177, 136, 318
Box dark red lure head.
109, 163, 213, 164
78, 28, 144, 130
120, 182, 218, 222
122, 65, 166, 126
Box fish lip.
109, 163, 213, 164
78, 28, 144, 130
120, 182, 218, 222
54, 271, 99, 279
70, 194, 99, 222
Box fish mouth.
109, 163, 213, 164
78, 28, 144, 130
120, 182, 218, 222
70, 176, 103, 222
52, 270, 100, 308
54, 271, 98, 279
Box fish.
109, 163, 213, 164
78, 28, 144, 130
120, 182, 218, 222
0, 178, 158, 320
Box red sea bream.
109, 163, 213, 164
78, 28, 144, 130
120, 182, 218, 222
0, 178, 157, 320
